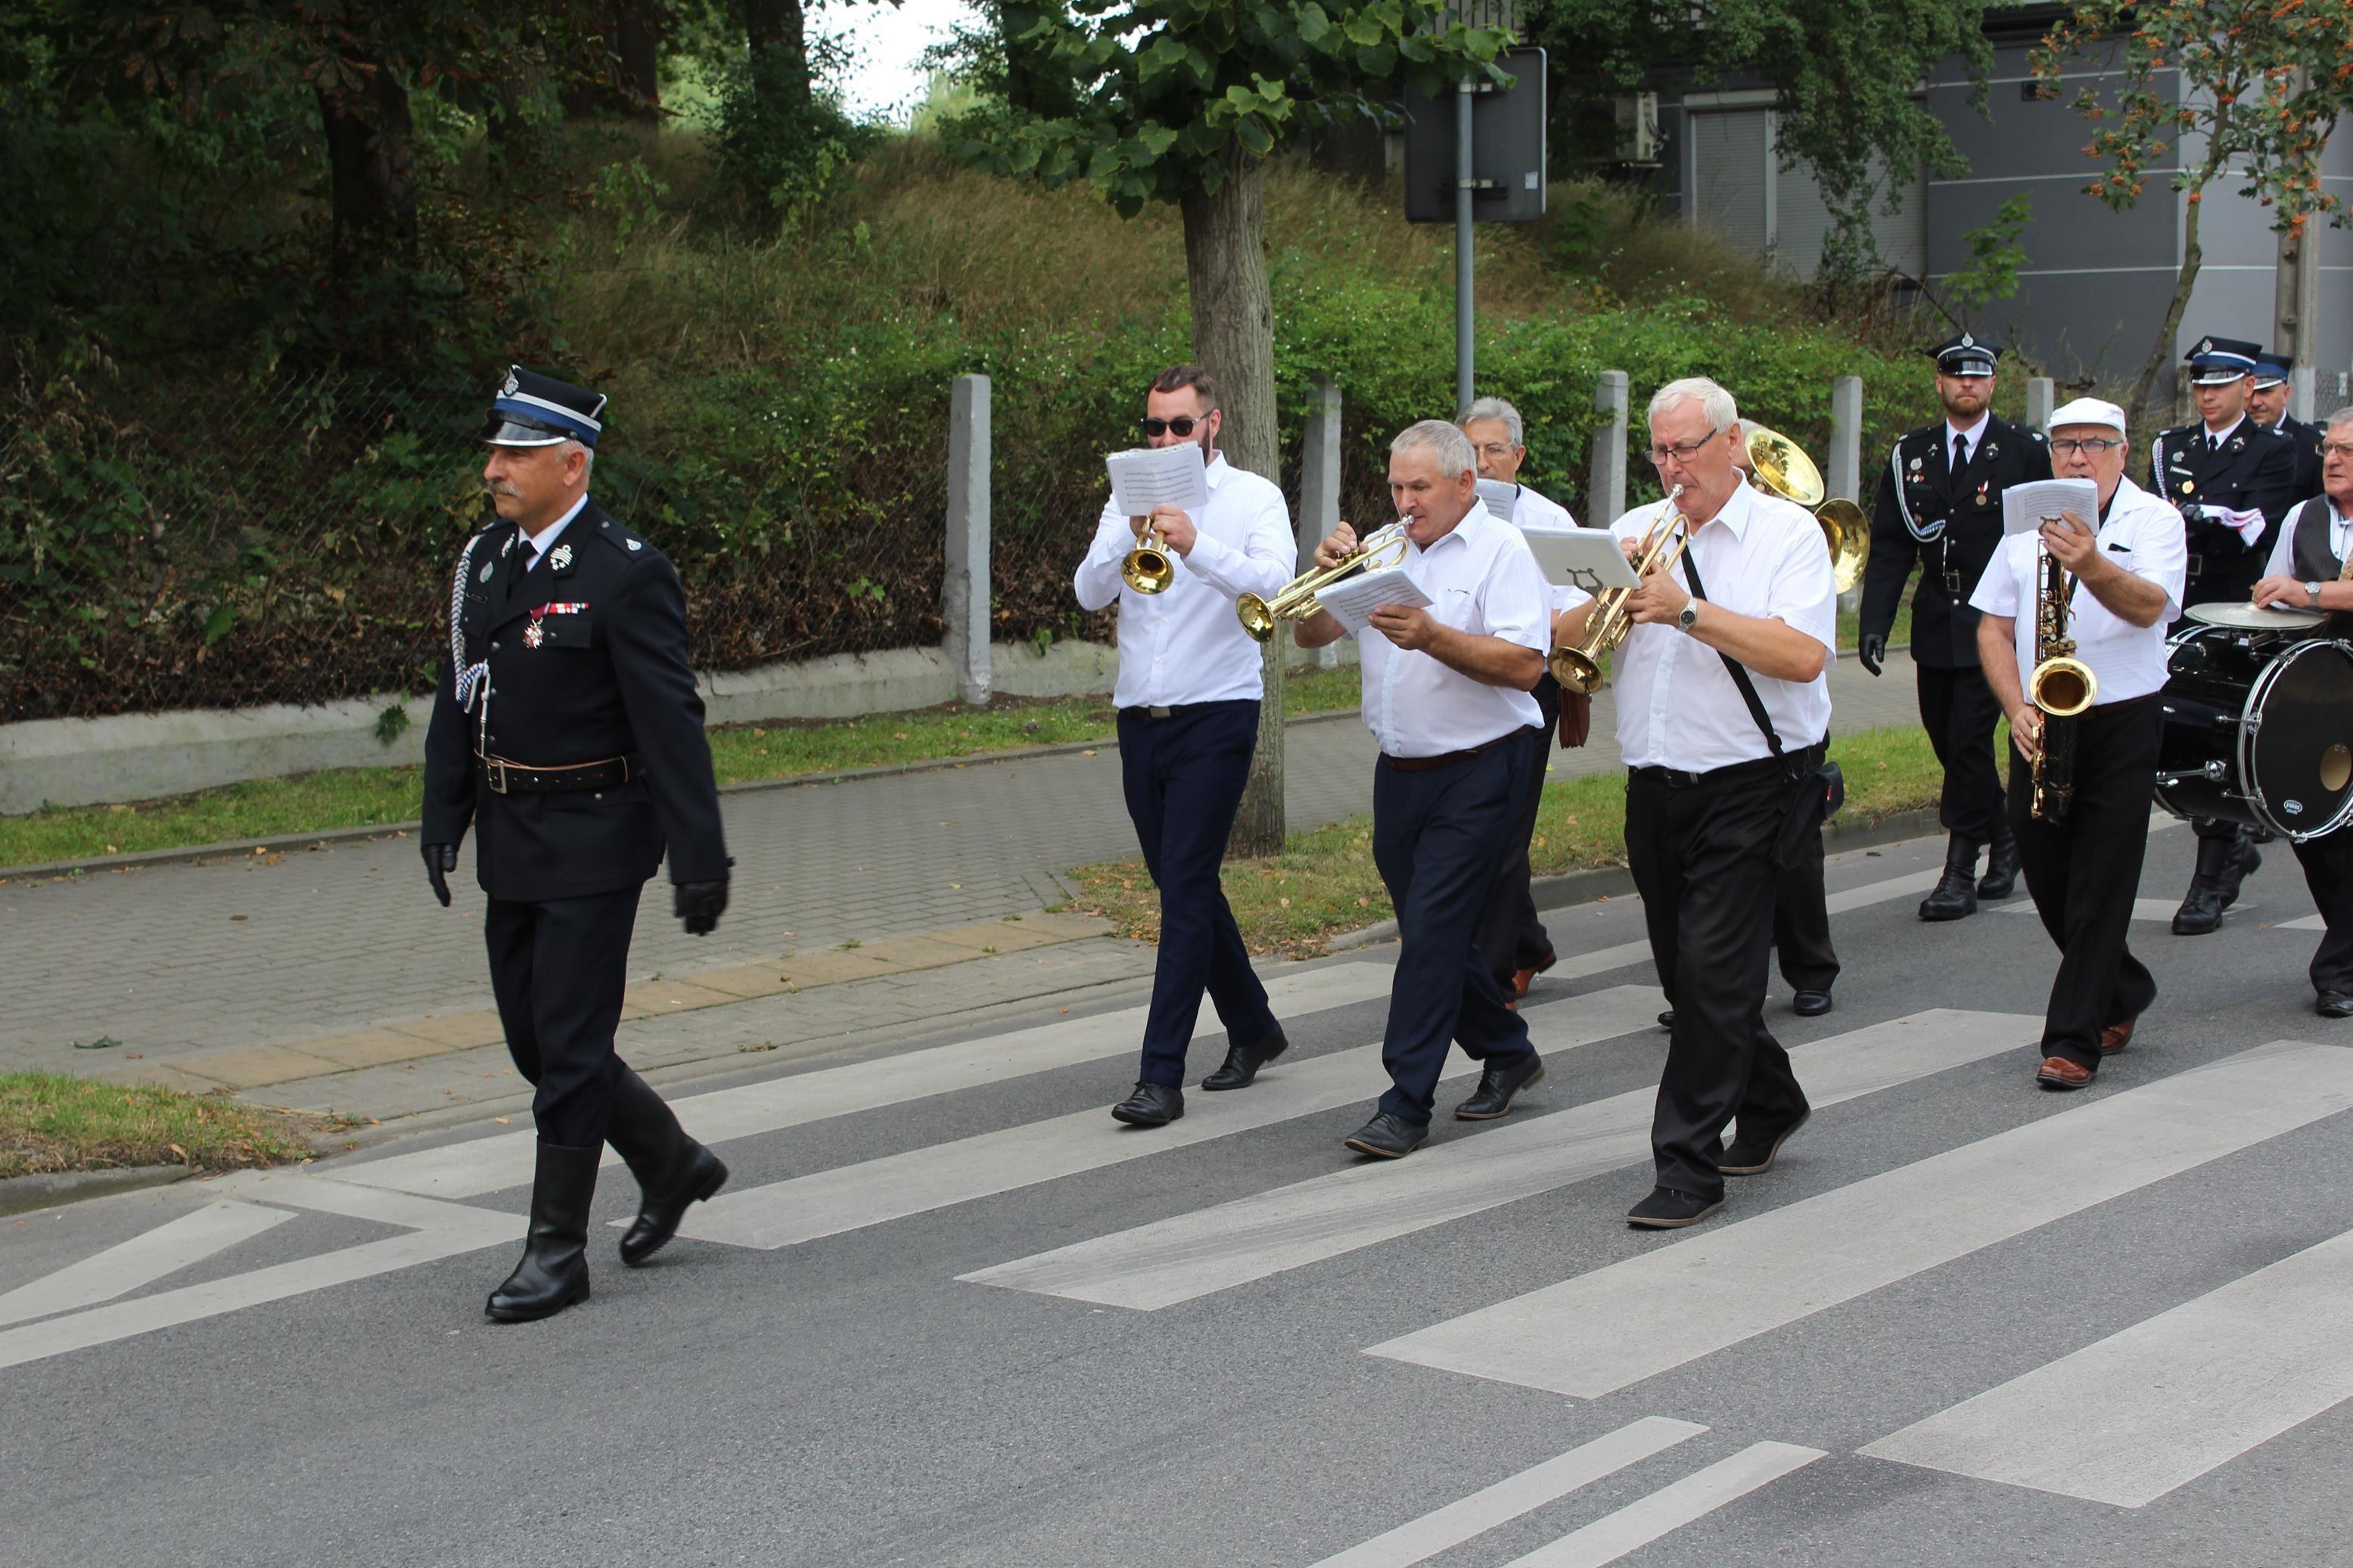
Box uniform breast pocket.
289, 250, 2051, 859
529, 611, 596, 650
1431, 585, 1477, 631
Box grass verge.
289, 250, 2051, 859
0, 1071, 322, 1180
0, 666, 1367, 870
1068, 721, 1963, 958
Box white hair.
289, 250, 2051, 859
1647, 377, 1739, 435
2327, 405, 2353, 432
1456, 396, 1524, 448
1391, 418, 1478, 480
558, 438, 595, 478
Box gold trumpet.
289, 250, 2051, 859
1744, 424, 1870, 592
1123, 517, 1175, 594
1236, 521, 1411, 642
1549, 485, 1692, 693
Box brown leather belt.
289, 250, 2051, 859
1382, 732, 1517, 774
476, 753, 640, 794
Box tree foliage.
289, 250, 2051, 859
2034, 0, 2353, 425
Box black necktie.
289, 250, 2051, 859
1951, 434, 1969, 474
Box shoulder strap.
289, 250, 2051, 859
1678, 541, 1787, 763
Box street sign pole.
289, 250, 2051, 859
1456, 79, 1475, 411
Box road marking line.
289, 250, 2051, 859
1368, 1041, 2353, 1400
1860, 1223, 2353, 1507
1549, 868, 1946, 985
678, 986, 1668, 1251
208, 1171, 511, 1230
1998, 896, 2242, 924
0, 1203, 294, 1329
340, 961, 1400, 1199
2278, 913, 2326, 931
1500, 1442, 1826, 1568
963, 1010, 2036, 1309
1310, 1417, 1706, 1568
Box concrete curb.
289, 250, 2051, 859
0, 1163, 191, 1219
0, 706, 1369, 883
1322, 805, 1944, 954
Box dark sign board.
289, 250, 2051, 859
1402, 46, 1548, 224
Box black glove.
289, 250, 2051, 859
675, 880, 729, 936
1858, 632, 1885, 677
422, 842, 456, 907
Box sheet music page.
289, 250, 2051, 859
1475, 478, 1519, 521
1317, 565, 1434, 635
1105, 445, 1210, 517
2000, 478, 2100, 538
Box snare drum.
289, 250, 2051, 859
2156, 626, 2353, 841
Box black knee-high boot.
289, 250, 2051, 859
605, 1069, 728, 1268
486, 1141, 599, 1322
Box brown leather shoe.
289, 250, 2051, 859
1510, 948, 1558, 999
2036, 1055, 2094, 1090
2099, 1017, 2135, 1054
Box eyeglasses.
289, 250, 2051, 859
1475, 441, 1519, 460
2319, 440, 2353, 460
2050, 437, 2125, 456
1645, 426, 1724, 465
1138, 415, 1208, 438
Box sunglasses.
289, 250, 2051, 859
1138, 415, 1208, 438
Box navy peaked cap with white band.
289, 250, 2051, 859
479, 365, 608, 448
2253, 350, 2293, 389
2183, 334, 2261, 385
1928, 331, 1999, 377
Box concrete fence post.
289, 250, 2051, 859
1590, 371, 1629, 525
1299, 379, 1345, 669
1828, 374, 1865, 613
944, 373, 992, 706
2025, 376, 2055, 433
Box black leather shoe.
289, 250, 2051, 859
2218, 836, 2261, 910
2318, 991, 2353, 1018
2172, 834, 2237, 935
1719, 1107, 1810, 1175
605, 1067, 728, 1268
1343, 1111, 1429, 1159
1791, 989, 1833, 1017
1919, 834, 1981, 921
1627, 1186, 1723, 1228
1977, 828, 2021, 899
1657, 1009, 1676, 1029
1453, 1052, 1545, 1120
1111, 1081, 1183, 1126
487, 1141, 599, 1323
1200, 1024, 1290, 1091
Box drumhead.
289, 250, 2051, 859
2187, 602, 2327, 631
2246, 638, 2353, 840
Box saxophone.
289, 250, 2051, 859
2027, 534, 2097, 821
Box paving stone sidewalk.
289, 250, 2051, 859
0, 660, 1916, 1110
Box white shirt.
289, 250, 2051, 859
1570, 477, 1836, 772
1510, 483, 1584, 614
519, 493, 589, 571
1944, 411, 1991, 470
1355, 508, 1550, 757
2199, 414, 2248, 451
1074, 452, 1296, 707
1969, 474, 2186, 704
2260, 495, 2353, 581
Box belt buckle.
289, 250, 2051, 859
486, 757, 509, 794
1148, 706, 1173, 719
2186, 555, 2204, 579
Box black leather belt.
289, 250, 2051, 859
1383, 732, 1516, 774
1629, 754, 1788, 790
1121, 703, 1214, 721
476, 753, 640, 794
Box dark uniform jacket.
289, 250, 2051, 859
424, 499, 729, 904
1860, 416, 2052, 668
2265, 414, 2326, 506
2148, 418, 2299, 609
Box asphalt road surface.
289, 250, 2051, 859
6, 824, 2351, 1566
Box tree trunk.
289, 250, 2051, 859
564, 0, 664, 122
2128, 128, 2233, 433
744, 0, 812, 111
1182, 149, 1287, 858
317, 64, 417, 278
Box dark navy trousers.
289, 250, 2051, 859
1120, 700, 1278, 1086
1371, 733, 1540, 1124
483, 885, 642, 1147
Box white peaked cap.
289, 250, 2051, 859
2048, 397, 2127, 435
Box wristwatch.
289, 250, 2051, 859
1677, 600, 1702, 634
2308, 581, 2323, 608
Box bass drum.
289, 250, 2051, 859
2156, 627, 2353, 841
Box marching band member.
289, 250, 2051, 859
1858, 334, 2053, 920
1293, 421, 1552, 1159
1555, 378, 1833, 1228
1459, 396, 1576, 1004
2249, 406, 2353, 1017
1074, 365, 1300, 1127
2153, 335, 2301, 935
2248, 352, 2326, 506
1974, 399, 2186, 1089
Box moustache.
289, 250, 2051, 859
486, 480, 523, 499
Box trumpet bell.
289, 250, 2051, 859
1123, 545, 1175, 595
1549, 645, 1605, 694
1817, 496, 1870, 593
1236, 592, 1276, 643
1745, 424, 1826, 510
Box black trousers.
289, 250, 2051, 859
1118, 700, 1276, 1086
2291, 834, 2353, 995
484, 885, 642, 1147
1371, 734, 1537, 1124
1918, 663, 2006, 844
1627, 757, 1811, 1199
1773, 813, 1839, 992
2008, 696, 2162, 1070
1478, 677, 1562, 983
